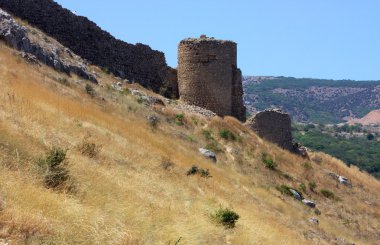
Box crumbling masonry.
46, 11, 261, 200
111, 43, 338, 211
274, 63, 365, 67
177, 36, 246, 121
245, 109, 294, 151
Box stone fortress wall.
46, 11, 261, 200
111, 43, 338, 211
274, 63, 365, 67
177, 36, 246, 121
0, 0, 178, 97
1, 0, 246, 121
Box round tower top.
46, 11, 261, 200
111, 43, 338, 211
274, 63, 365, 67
179, 35, 236, 45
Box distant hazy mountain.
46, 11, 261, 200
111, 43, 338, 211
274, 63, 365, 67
243, 76, 380, 124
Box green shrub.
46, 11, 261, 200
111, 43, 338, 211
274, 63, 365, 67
211, 207, 240, 228
308, 181, 317, 191
320, 189, 335, 199
186, 166, 210, 178
85, 84, 95, 97
205, 142, 223, 153
136, 97, 144, 104
191, 118, 198, 126
37, 148, 70, 189
39, 148, 66, 168
186, 166, 198, 176
302, 162, 312, 170
367, 133, 375, 141
275, 185, 293, 196
262, 153, 277, 170
202, 129, 213, 141
199, 168, 210, 178
187, 135, 196, 142
299, 183, 306, 192
281, 172, 293, 180
175, 114, 185, 126
121, 88, 130, 95
276, 185, 303, 199
219, 129, 236, 141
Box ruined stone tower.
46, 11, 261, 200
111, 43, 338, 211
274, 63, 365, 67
245, 109, 294, 151
177, 36, 246, 121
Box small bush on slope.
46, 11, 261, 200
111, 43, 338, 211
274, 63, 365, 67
37, 148, 76, 192
85, 83, 95, 97
37, 148, 69, 189
186, 166, 210, 178
211, 207, 240, 229
219, 129, 236, 141
320, 189, 335, 199
262, 153, 277, 170
77, 137, 102, 158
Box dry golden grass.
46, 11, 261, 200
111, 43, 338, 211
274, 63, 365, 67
0, 44, 379, 244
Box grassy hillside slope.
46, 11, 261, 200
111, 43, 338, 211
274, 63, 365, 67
0, 45, 379, 244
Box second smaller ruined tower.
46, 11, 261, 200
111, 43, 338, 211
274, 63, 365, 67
177, 36, 245, 121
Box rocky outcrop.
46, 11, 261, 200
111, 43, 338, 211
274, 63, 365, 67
289, 189, 303, 201
309, 217, 319, 225
198, 148, 216, 162
0, 0, 177, 96
325, 171, 352, 187
0, 8, 97, 83
302, 199, 316, 208
128, 89, 166, 107
245, 109, 294, 151
174, 104, 217, 118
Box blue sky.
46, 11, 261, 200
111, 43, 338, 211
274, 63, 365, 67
55, 0, 380, 80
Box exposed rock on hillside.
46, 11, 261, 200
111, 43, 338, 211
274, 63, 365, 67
0, 8, 97, 83
174, 104, 217, 118
198, 148, 217, 162
0, 0, 177, 96
245, 109, 294, 151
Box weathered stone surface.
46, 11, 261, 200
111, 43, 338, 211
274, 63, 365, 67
325, 170, 352, 187
198, 148, 216, 162
0, 0, 177, 96
338, 176, 351, 186
245, 109, 294, 151
128, 89, 165, 107
302, 199, 316, 208
335, 237, 355, 245
177, 35, 246, 121
174, 104, 217, 118
309, 217, 319, 225
19, 52, 39, 65
293, 142, 310, 159
147, 115, 159, 128
290, 189, 303, 201
141, 96, 165, 106
0, 8, 97, 83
